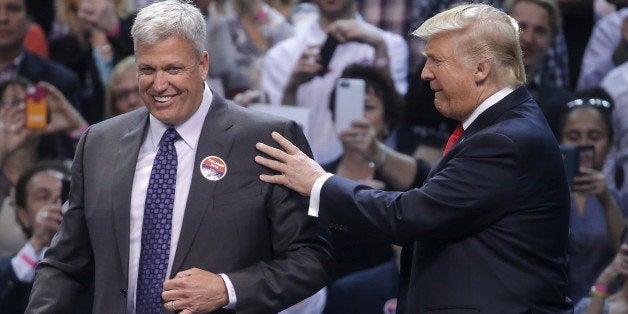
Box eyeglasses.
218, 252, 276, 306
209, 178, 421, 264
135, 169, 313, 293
566, 98, 612, 110
1, 98, 25, 107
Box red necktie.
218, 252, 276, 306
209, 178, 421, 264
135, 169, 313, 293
442, 124, 463, 155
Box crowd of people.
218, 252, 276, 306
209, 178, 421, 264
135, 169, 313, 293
0, 0, 627, 313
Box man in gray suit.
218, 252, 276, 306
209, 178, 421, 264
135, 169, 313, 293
25, 1, 333, 313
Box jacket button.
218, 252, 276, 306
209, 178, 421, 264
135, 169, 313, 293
120, 289, 127, 298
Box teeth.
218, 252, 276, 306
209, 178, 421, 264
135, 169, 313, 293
154, 96, 172, 102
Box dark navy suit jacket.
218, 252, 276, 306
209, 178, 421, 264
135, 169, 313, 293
324, 259, 399, 314
0, 254, 93, 314
319, 87, 572, 313
0, 255, 31, 314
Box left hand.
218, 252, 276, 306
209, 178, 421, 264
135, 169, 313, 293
572, 167, 607, 197
162, 268, 229, 314
255, 131, 326, 196
339, 119, 379, 159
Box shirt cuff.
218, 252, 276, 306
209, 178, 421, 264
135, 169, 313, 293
10, 242, 43, 283
308, 173, 333, 217
219, 273, 237, 309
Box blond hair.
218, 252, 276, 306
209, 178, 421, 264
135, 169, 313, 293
413, 4, 526, 87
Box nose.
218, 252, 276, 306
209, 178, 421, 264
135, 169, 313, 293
152, 71, 168, 92
420, 64, 433, 81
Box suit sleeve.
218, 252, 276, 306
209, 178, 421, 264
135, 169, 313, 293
0, 256, 31, 313
25, 129, 94, 313
319, 132, 520, 244
226, 121, 334, 313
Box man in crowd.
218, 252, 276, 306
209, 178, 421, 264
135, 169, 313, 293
0, 0, 81, 116
0, 161, 70, 313
26, 1, 332, 313
256, 4, 572, 312
260, 0, 408, 164
504, 0, 572, 135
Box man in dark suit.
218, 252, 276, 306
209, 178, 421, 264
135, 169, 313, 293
256, 4, 572, 313
323, 246, 401, 314
25, 1, 332, 313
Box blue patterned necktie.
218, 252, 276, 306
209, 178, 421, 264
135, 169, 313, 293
136, 128, 181, 313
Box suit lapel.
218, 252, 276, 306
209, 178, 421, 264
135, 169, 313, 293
428, 87, 532, 178
462, 86, 531, 138
171, 94, 235, 275
112, 110, 149, 281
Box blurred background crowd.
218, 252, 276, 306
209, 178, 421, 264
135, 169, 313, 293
1, 0, 628, 313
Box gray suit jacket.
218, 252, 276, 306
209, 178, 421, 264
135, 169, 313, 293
25, 94, 333, 314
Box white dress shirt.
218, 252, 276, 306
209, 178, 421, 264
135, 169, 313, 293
308, 87, 515, 217
126, 84, 236, 313
10, 242, 45, 283
260, 16, 408, 164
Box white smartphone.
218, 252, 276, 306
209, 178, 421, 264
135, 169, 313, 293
334, 78, 365, 133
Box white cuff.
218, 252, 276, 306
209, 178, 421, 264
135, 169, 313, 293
10, 242, 42, 283
218, 273, 237, 309
308, 173, 333, 217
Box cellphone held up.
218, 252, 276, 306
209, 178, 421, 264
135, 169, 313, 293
559, 145, 595, 188
24, 85, 47, 129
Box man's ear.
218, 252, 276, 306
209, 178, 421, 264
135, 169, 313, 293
474, 59, 493, 84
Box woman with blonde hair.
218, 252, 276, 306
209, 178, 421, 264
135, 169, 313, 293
105, 56, 142, 117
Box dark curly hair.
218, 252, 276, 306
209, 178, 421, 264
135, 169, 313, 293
329, 63, 404, 135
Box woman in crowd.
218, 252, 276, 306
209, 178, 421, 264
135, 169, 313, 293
0, 77, 86, 257
323, 63, 431, 279
105, 56, 142, 118
574, 243, 628, 313
558, 89, 628, 303
50, 0, 134, 124
207, 0, 294, 98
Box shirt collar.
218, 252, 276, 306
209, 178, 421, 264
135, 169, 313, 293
0, 52, 24, 79
462, 86, 515, 130
148, 82, 213, 152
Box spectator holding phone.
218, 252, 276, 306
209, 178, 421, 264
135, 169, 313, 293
0, 77, 87, 256
558, 88, 628, 303
323, 63, 431, 279
260, 0, 408, 164
574, 242, 628, 313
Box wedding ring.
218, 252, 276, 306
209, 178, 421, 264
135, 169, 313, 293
170, 300, 176, 311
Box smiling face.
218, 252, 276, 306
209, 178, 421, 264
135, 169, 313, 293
421, 33, 481, 121
135, 34, 209, 126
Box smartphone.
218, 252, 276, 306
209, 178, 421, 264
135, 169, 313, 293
578, 145, 595, 170
24, 85, 47, 129
317, 35, 339, 76
559, 145, 579, 188
334, 78, 365, 133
